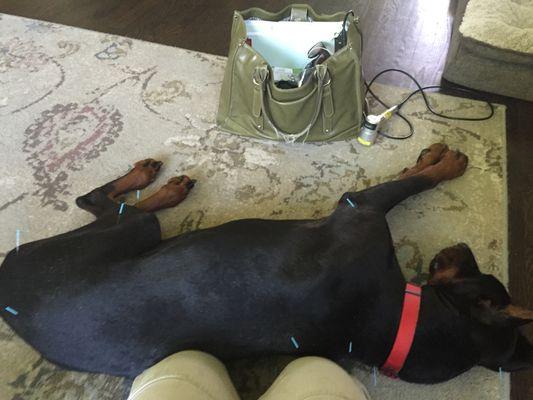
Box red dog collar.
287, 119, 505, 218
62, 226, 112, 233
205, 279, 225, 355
381, 283, 422, 378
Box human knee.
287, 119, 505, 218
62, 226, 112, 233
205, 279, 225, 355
128, 351, 236, 400
260, 357, 370, 400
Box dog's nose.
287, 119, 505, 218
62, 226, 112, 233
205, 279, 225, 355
187, 179, 197, 189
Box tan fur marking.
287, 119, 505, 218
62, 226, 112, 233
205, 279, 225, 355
503, 305, 533, 321
429, 265, 460, 285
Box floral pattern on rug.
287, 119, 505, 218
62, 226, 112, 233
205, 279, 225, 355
0, 12, 508, 400
0, 36, 65, 114
23, 101, 124, 210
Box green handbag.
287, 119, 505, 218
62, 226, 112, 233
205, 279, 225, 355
216, 4, 364, 143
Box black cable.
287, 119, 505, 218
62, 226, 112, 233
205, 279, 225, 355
369, 69, 494, 120
341, 11, 494, 141
365, 69, 495, 140
343, 10, 364, 54
342, 10, 355, 32
365, 80, 415, 140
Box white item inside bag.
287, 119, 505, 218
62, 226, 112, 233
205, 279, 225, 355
244, 20, 342, 69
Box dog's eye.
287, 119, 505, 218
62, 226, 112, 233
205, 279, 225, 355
433, 262, 440, 270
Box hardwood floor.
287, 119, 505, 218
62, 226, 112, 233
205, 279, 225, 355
0, 0, 531, 398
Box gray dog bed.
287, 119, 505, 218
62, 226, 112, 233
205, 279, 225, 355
443, 0, 533, 101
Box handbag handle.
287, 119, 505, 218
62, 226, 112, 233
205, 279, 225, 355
253, 65, 329, 143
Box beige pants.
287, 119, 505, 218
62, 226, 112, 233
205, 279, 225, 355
127, 351, 371, 400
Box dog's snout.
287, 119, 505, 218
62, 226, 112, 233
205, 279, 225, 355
187, 179, 197, 189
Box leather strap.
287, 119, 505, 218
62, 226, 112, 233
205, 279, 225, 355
253, 65, 330, 143
381, 283, 422, 378
252, 76, 264, 130
290, 6, 308, 21
322, 81, 334, 135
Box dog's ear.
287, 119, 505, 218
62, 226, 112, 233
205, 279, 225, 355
428, 243, 481, 285
441, 274, 527, 324
437, 273, 496, 300
463, 275, 533, 327
471, 301, 533, 328
500, 333, 533, 372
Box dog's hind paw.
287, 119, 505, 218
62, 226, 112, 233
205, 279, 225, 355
416, 143, 449, 167
400, 143, 449, 179
433, 150, 469, 181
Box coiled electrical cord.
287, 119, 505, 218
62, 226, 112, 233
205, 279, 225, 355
341, 9, 495, 140
365, 69, 495, 140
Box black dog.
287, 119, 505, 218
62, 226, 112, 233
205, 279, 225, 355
1, 143, 532, 383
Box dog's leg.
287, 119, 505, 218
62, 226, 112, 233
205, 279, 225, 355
76, 159, 163, 217
341, 143, 468, 213
135, 176, 196, 212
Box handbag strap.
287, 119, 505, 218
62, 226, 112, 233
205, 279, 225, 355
290, 5, 308, 21
253, 65, 330, 143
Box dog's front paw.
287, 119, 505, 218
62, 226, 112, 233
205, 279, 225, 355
136, 176, 196, 212
159, 176, 196, 207
131, 159, 163, 186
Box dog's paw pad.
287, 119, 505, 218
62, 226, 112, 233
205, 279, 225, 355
167, 176, 196, 190
417, 143, 449, 167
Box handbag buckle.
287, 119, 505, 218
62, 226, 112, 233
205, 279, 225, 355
314, 66, 331, 86
253, 66, 269, 85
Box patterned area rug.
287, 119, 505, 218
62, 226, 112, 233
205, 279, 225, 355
0, 13, 507, 400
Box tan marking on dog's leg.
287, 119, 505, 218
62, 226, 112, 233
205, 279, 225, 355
136, 176, 196, 212
416, 149, 469, 185
399, 143, 449, 179
107, 159, 163, 198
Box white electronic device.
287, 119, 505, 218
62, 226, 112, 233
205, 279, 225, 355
244, 20, 342, 69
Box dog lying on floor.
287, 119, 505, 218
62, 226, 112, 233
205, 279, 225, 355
0, 143, 532, 383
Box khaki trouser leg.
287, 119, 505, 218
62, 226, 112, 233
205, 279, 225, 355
127, 350, 240, 400
259, 357, 371, 400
